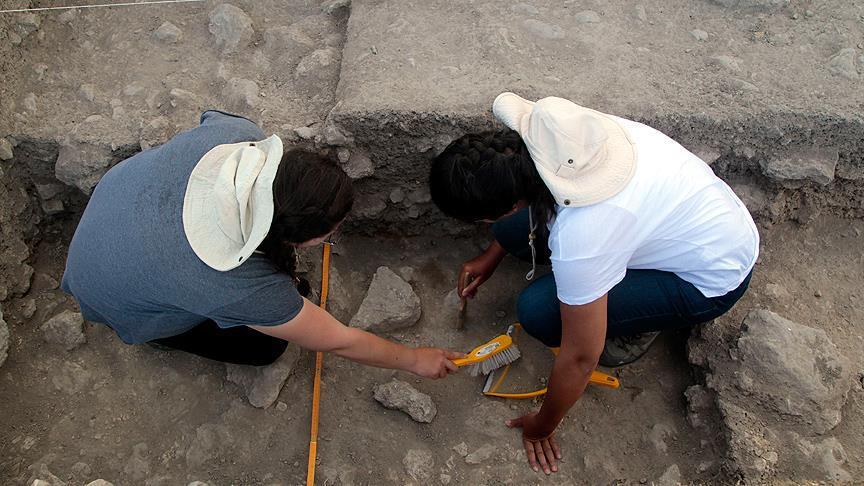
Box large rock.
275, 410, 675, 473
40, 310, 86, 351
716, 310, 853, 433
54, 141, 114, 195
759, 147, 838, 186
0, 304, 9, 368
372, 379, 437, 423
225, 344, 301, 408
208, 4, 253, 54
691, 310, 855, 483
350, 266, 421, 332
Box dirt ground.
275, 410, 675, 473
1, 0, 863, 484
0, 213, 861, 485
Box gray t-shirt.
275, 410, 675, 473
61, 111, 303, 344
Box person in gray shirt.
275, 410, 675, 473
62, 110, 461, 378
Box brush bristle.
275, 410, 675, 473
465, 345, 521, 377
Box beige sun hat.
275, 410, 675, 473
492, 92, 637, 207
183, 135, 283, 271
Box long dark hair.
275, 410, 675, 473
258, 149, 354, 276
429, 129, 555, 230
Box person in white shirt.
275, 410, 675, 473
429, 93, 759, 475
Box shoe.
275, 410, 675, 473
598, 331, 660, 367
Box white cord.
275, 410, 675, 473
526, 205, 537, 281
0, 0, 205, 14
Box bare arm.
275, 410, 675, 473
251, 298, 463, 378
507, 294, 608, 474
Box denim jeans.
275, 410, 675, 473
492, 209, 752, 347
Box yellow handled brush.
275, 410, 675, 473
453, 334, 521, 376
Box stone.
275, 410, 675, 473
187, 482, 209, 486
389, 188, 405, 204
225, 344, 301, 408
85, 481, 114, 486
276, 401, 288, 412
709, 55, 741, 72
78, 84, 96, 102
511, 3, 539, 15
452, 442, 468, 457
23, 93, 38, 112
646, 423, 677, 454
402, 449, 434, 481
574, 10, 601, 24
321, 0, 351, 15
730, 310, 853, 434
139, 116, 175, 151
153, 21, 183, 44
126, 443, 152, 483
55, 141, 114, 195
685, 384, 715, 429
15, 13, 41, 36
293, 126, 320, 141
729, 180, 768, 214
397, 266, 415, 282
53, 361, 92, 394
465, 444, 496, 464
336, 148, 351, 164
656, 464, 681, 486
373, 379, 437, 423
70, 462, 91, 477
208, 4, 253, 54
21, 298, 37, 319
35, 182, 66, 201
633, 5, 648, 22
827, 48, 859, 81
350, 266, 421, 332
295, 48, 340, 80
41, 199, 65, 216
0, 138, 13, 160
690, 29, 709, 41
41, 310, 86, 351
793, 435, 852, 482
439, 473, 451, 485
322, 120, 354, 145
760, 147, 838, 185
222, 78, 260, 111
0, 305, 9, 368
186, 423, 232, 468
522, 19, 564, 40
708, 0, 790, 10
341, 151, 373, 179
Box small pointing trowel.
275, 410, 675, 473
456, 271, 471, 329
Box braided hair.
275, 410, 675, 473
257, 149, 354, 280
429, 129, 555, 229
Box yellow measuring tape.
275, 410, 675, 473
306, 243, 331, 486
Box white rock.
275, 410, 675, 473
402, 449, 434, 481
522, 19, 564, 40
350, 266, 421, 332
41, 310, 86, 351
321, 0, 351, 15
222, 78, 260, 111
78, 84, 96, 102
225, 344, 301, 408
708, 55, 741, 72
691, 29, 709, 41
760, 147, 838, 185
153, 21, 183, 44
0, 138, 12, 160
465, 444, 497, 464
828, 48, 859, 81
452, 442, 468, 457
575, 10, 601, 23
208, 4, 253, 54
657, 464, 681, 486
52, 361, 92, 394
373, 379, 437, 423
85, 480, 115, 486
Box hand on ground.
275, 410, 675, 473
507, 412, 562, 474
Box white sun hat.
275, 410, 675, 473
492, 92, 637, 207
183, 135, 283, 271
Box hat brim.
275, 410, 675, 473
183, 135, 283, 271
493, 93, 636, 208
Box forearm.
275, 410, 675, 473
485, 239, 508, 265
535, 354, 595, 435
328, 327, 417, 372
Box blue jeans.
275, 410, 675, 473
492, 209, 752, 347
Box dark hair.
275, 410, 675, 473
429, 129, 555, 228
258, 149, 354, 276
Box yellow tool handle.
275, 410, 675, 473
483, 371, 619, 399
306, 243, 331, 486
452, 356, 480, 367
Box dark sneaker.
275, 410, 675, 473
599, 331, 661, 367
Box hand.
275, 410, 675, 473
458, 241, 507, 299
409, 348, 464, 379
507, 412, 562, 474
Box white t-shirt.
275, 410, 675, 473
548, 117, 760, 305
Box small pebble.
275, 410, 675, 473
276, 401, 288, 412
495, 310, 507, 318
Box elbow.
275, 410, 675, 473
558, 353, 601, 377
